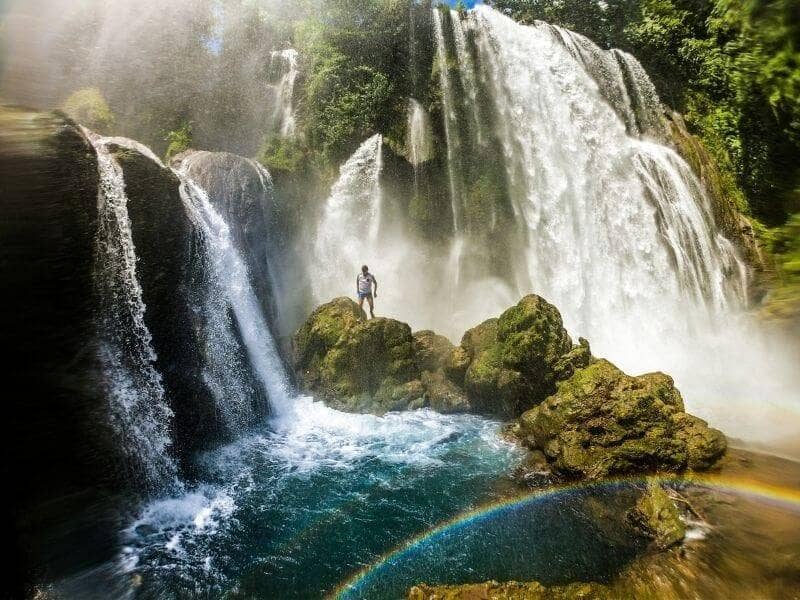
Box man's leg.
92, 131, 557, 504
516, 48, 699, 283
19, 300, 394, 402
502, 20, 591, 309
367, 294, 375, 318
358, 295, 365, 319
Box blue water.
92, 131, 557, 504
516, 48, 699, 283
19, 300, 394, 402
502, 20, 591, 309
119, 397, 524, 598
53, 396, 645, 599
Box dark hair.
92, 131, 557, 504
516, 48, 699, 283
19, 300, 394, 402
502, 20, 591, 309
361, 265, 368, 272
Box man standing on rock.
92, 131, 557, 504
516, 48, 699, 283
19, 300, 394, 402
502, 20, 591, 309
356, 264, 378, 319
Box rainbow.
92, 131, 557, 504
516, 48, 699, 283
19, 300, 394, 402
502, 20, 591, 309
330, 473, 800, 599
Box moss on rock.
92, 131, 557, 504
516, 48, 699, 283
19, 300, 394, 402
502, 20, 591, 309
514, 359, 726, 479
293, 298, 429, 414
452, 295, 589, 418
627, 480, 686, 549
409, 580, 619, 599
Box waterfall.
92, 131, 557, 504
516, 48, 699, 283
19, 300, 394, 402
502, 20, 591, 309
407, 99, 433, 166
176, 156, 292, 418
267, 49, 299, 138
459, 5, 747, 344
418, 6, 799, 441
433, 9, 464, 234
451, 12, 484, 145
89, 135, 177, 491
309, 134, 385, 307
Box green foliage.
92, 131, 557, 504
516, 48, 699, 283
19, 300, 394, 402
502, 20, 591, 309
761, 213, 800, 323
164, 121, 193, 162
257, 136, 307, 173
304, 51, 393, 163
61, 87, 115, 134
296, 0, 414, 166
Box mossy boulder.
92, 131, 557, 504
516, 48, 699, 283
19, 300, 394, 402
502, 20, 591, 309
413, 330, 455, 372
293, 298, 427, 414
292, 297, 366, 387
514, 359, 727, 478
62, 87, 115, 134
452, 295, 591, 418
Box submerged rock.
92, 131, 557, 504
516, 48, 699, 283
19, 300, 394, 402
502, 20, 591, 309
513, 359, 727, 478
453, 295, 590, 418
409, 580, 618, 599
293, 297, 427, 413
627, 480, 686, 549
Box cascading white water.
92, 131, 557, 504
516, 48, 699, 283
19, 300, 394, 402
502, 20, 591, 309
433, 9, 465, 233
407, 98, 434, 166
268, 48, 299, 138
306, 10, 798, 447
464, 6, 749, 350
422, 6, 798, 444
309, 134, 385, 302
90, 135, 177, 490
175, 157, 293, 418
451, 13, 484, 145
309, 132, 517, 335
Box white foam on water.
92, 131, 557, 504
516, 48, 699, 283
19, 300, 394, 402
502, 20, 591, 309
117, 396, 520, 588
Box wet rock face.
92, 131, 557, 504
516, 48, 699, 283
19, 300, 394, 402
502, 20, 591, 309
112, 147, 232, 462
453, 295, 591, 418
172, 150, 285, 328
0, 107, 121, 592
514, 359, 727, 479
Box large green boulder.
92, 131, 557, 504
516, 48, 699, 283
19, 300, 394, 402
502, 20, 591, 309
451, 295, 591, 417
514, 359, 727, 478
293, 298, 427, 414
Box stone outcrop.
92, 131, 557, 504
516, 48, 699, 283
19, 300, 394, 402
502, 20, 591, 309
294, 294, 727, 476
112, 146, 249, 459
414, 330, 471, 413
513, 359, 727, 479
0, 107, 120, 593
292, 297, 428, 413
449, 295, 591, 418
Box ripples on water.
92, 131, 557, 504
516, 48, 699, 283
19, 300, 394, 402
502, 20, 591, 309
118, 398, 524, 598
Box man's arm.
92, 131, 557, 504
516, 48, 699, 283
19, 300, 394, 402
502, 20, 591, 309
356, 275, 360, 296
372, 275, 378, 297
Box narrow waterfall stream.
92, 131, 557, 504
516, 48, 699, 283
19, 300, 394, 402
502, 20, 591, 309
267, 49, 299, 138
175, 157, 292, 417
90, 135, 177, 491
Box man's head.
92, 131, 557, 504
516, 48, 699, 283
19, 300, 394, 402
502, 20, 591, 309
361, 265, 369, 274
